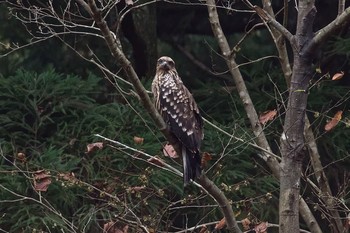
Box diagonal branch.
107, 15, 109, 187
253, 5, 294, 45
309, 7, 350, 53
242, 0, 294, 46
206, 0, 279, 178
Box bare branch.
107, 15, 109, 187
252, 5, 294, 45
242, 0, 294, 45
338, 0, 346, 15
206, 0, 279, 177
304, 118, 344, 232
310, 7, 350, 52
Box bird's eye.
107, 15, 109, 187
157, 59, 164, 64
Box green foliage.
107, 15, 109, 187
0, 68, 281, 232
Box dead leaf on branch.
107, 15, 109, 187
16, 152, 27, 163
254, 221, 268, 233
201, 152, 212, 168
325, 110, 343, 131
147, 157, 165, 167
199, 226, 208, 233
241, 217, 251, 230
103, 221, 128, 233
33, 170, 52, 192
332, 71, 344, 81
162, 143, 178, 158
86, 142, 104, 154
259, 109, 277, 125
215, 217, 226, 230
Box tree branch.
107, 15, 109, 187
206, 0, 279, 179
304, 118, 344, 232
242, 0, 294, 46
338, 0, 346, 16
207, 1, 324, 233
309, 7, 350, 53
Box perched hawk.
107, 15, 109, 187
152, 56, 204, 185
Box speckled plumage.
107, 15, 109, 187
152, 56, 203, 185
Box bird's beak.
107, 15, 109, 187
159, 61, 170, 70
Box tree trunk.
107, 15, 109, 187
279, 1, 316, 232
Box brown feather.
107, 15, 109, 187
152, 56, 203, 185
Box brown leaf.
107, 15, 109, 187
325, 110, 343, 131
34, 170, 51, 180
125, 0, 133, 6
133, 136, 144, 145
33, 170, 51, 192
162, 143, 178, 158
16, 152, 27, 163
332, 71, 344, 81
254, 222, 268, 233
199, 226, 208, 233
201, 152, 212, 168
86, 142, 104, 154
215, 217, 226, 230
259, 109, 277, 125
241, 218, 251, 230
103, 221, 128, 233
147, 157, 165, 167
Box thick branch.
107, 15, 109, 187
309, 7, 350, 53
82, 0, 170, 138
197, 175, 241, 232
206, 0, 279, 179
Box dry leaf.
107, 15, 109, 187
125, 0, 133, 6
163, 143, 178, 158
198, 226, 208, 233
215, 217, 226, 230
241, 218, 251, 230
16, 152, 27, 163
147, 157, 165, 167
332, 71, 344, 81
103, 221, 128, 233
254, 222, 268, 233
325, 110, 343, 131
33, 170, 51, 192
133, 136, 144, 145
259, 109, 277, 125
86, 142, 104, 154
201, 152, 212, 168
34, 170, 51, 180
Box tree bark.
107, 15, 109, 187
279, 1, 316, 233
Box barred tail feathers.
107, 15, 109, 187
182, 146, 201, 186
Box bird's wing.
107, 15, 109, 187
159, 81, 203, 152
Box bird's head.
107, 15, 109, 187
156, 56, 175, 72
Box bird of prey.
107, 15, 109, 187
152, 56, 203, 185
